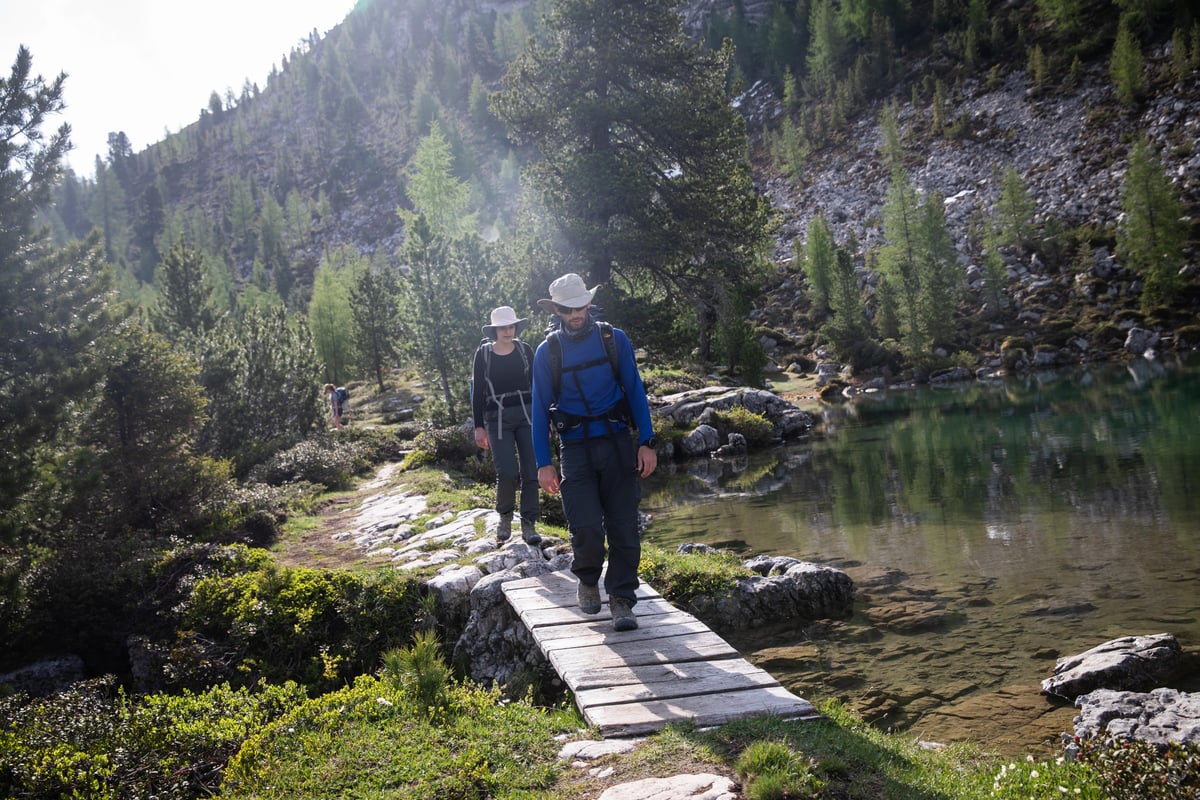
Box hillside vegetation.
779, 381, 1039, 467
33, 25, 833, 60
2, 0, 1199, 797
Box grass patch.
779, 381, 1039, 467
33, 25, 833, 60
639, 544, 752, 605
222, 674, 582, 800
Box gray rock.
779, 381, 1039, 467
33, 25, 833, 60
597, 773, 738, 800
694, 559, 855, 632
0, 655, 84, 696
1074, 688, 1200, 746
1041, 633, 1183, 701
1124, 327, 1160, 356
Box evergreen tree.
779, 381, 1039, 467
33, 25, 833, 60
308, 252, 358, 384
824, 249, 870, 366
916, 192, 962, 349
995, 165, 1036, 248
1110, 14, 1147, 106
351, 261, 403, 392
1, 47, 123, 537
396, 215, 476, 422
804, 213, 836, 313
1119, 139, 1188, 309
150, 241, 218, 339
879, 166, 926, 355
403, 122, 477, 240
60, 323, 229, 539
491, 0, 775, 357
196, 306, 323, 471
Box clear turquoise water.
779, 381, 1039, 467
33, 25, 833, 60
642, 356, 1200, 756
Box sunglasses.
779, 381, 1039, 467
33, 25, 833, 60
554, 303, 588, 315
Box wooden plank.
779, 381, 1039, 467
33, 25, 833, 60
562, 654, 768, 691
575, 663, 784, 707
548, 632, 739, 678
532, 609, 703, 643
583, 685, 821, 737
515, 598, 678, 632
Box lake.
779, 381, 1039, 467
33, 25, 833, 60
641, 355, 1200, 757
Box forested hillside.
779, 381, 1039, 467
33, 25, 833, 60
3, 2, 1198, 795
41, 0, 1200, 384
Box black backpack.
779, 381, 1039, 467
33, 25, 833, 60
335, 386, 349, 405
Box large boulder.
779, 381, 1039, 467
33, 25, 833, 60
1074, 688, 1200, 746
1041, 633, 1183, 701
680, 548, 855, 632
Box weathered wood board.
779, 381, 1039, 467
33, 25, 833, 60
501, 570, 820, 737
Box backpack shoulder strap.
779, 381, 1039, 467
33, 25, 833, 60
597, 321, 619, 381
547, 331, 563, 399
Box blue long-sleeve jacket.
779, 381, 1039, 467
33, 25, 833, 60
531, 324, 654, 468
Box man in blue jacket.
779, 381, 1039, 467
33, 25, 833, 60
532, 273, 658, 631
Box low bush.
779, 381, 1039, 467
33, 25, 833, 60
709, 405, 776, 447
1075, 737, 1200, 799
246, 434, 371, 490
401, 425, 476, 471
151, 545, 423, 693
222, 674, 579, 798
0, 676, 306, 800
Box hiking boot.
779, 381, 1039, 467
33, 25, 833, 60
610, 596, 638, 631
577, 582, 601, 615
496, 513, 512, 543
521, 519, 542, 546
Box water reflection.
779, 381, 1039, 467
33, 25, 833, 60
642, 358, 1200, 756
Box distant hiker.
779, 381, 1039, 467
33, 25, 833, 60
324, 383, 347, 430
531, 273, 657, 632
472, 306, 542, 545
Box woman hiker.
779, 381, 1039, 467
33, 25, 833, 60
471, 306, 542, 545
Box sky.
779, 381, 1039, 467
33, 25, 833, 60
1, 0, 358, 177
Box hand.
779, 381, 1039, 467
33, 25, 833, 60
538, 465, 560, 494
474, 427, 489, 450
637, 445, 658, 478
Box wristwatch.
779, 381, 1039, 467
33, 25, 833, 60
641, 436, 658, 449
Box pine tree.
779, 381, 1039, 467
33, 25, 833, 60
1119, 139, 1188, 309
824, 249, 870, 366
150, 241, 218, 338
916, 192, 962, 349
396, 215, 476, 422
491, 0, 775, 359
1, 47, 123, 535
351, 262, 403, 392
308, 251, 359, 384
804, 213, 837, 313
1110, 14, 1146, 107
402, 122, 477, 240
880, 166, 926, 355
996, 165, 1036, 248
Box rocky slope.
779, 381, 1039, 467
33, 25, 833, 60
743, 50, 1200, 377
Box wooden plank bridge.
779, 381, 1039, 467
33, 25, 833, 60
502, 570, 820, 737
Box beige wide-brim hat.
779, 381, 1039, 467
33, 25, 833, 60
481, 306, 530, 339
536, 272, 599, 313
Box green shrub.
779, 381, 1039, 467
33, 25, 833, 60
709, 406, 775, 447
158, 546, 423, 693
246, 434, 371, 490
641, 367, 707, 396
639, 545, 751, 606
402, 426, 476, 471
0, 676, 305, 800
1076, 737, 1200, 799
222, 674, 577, 799
381, 630, 452, 719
